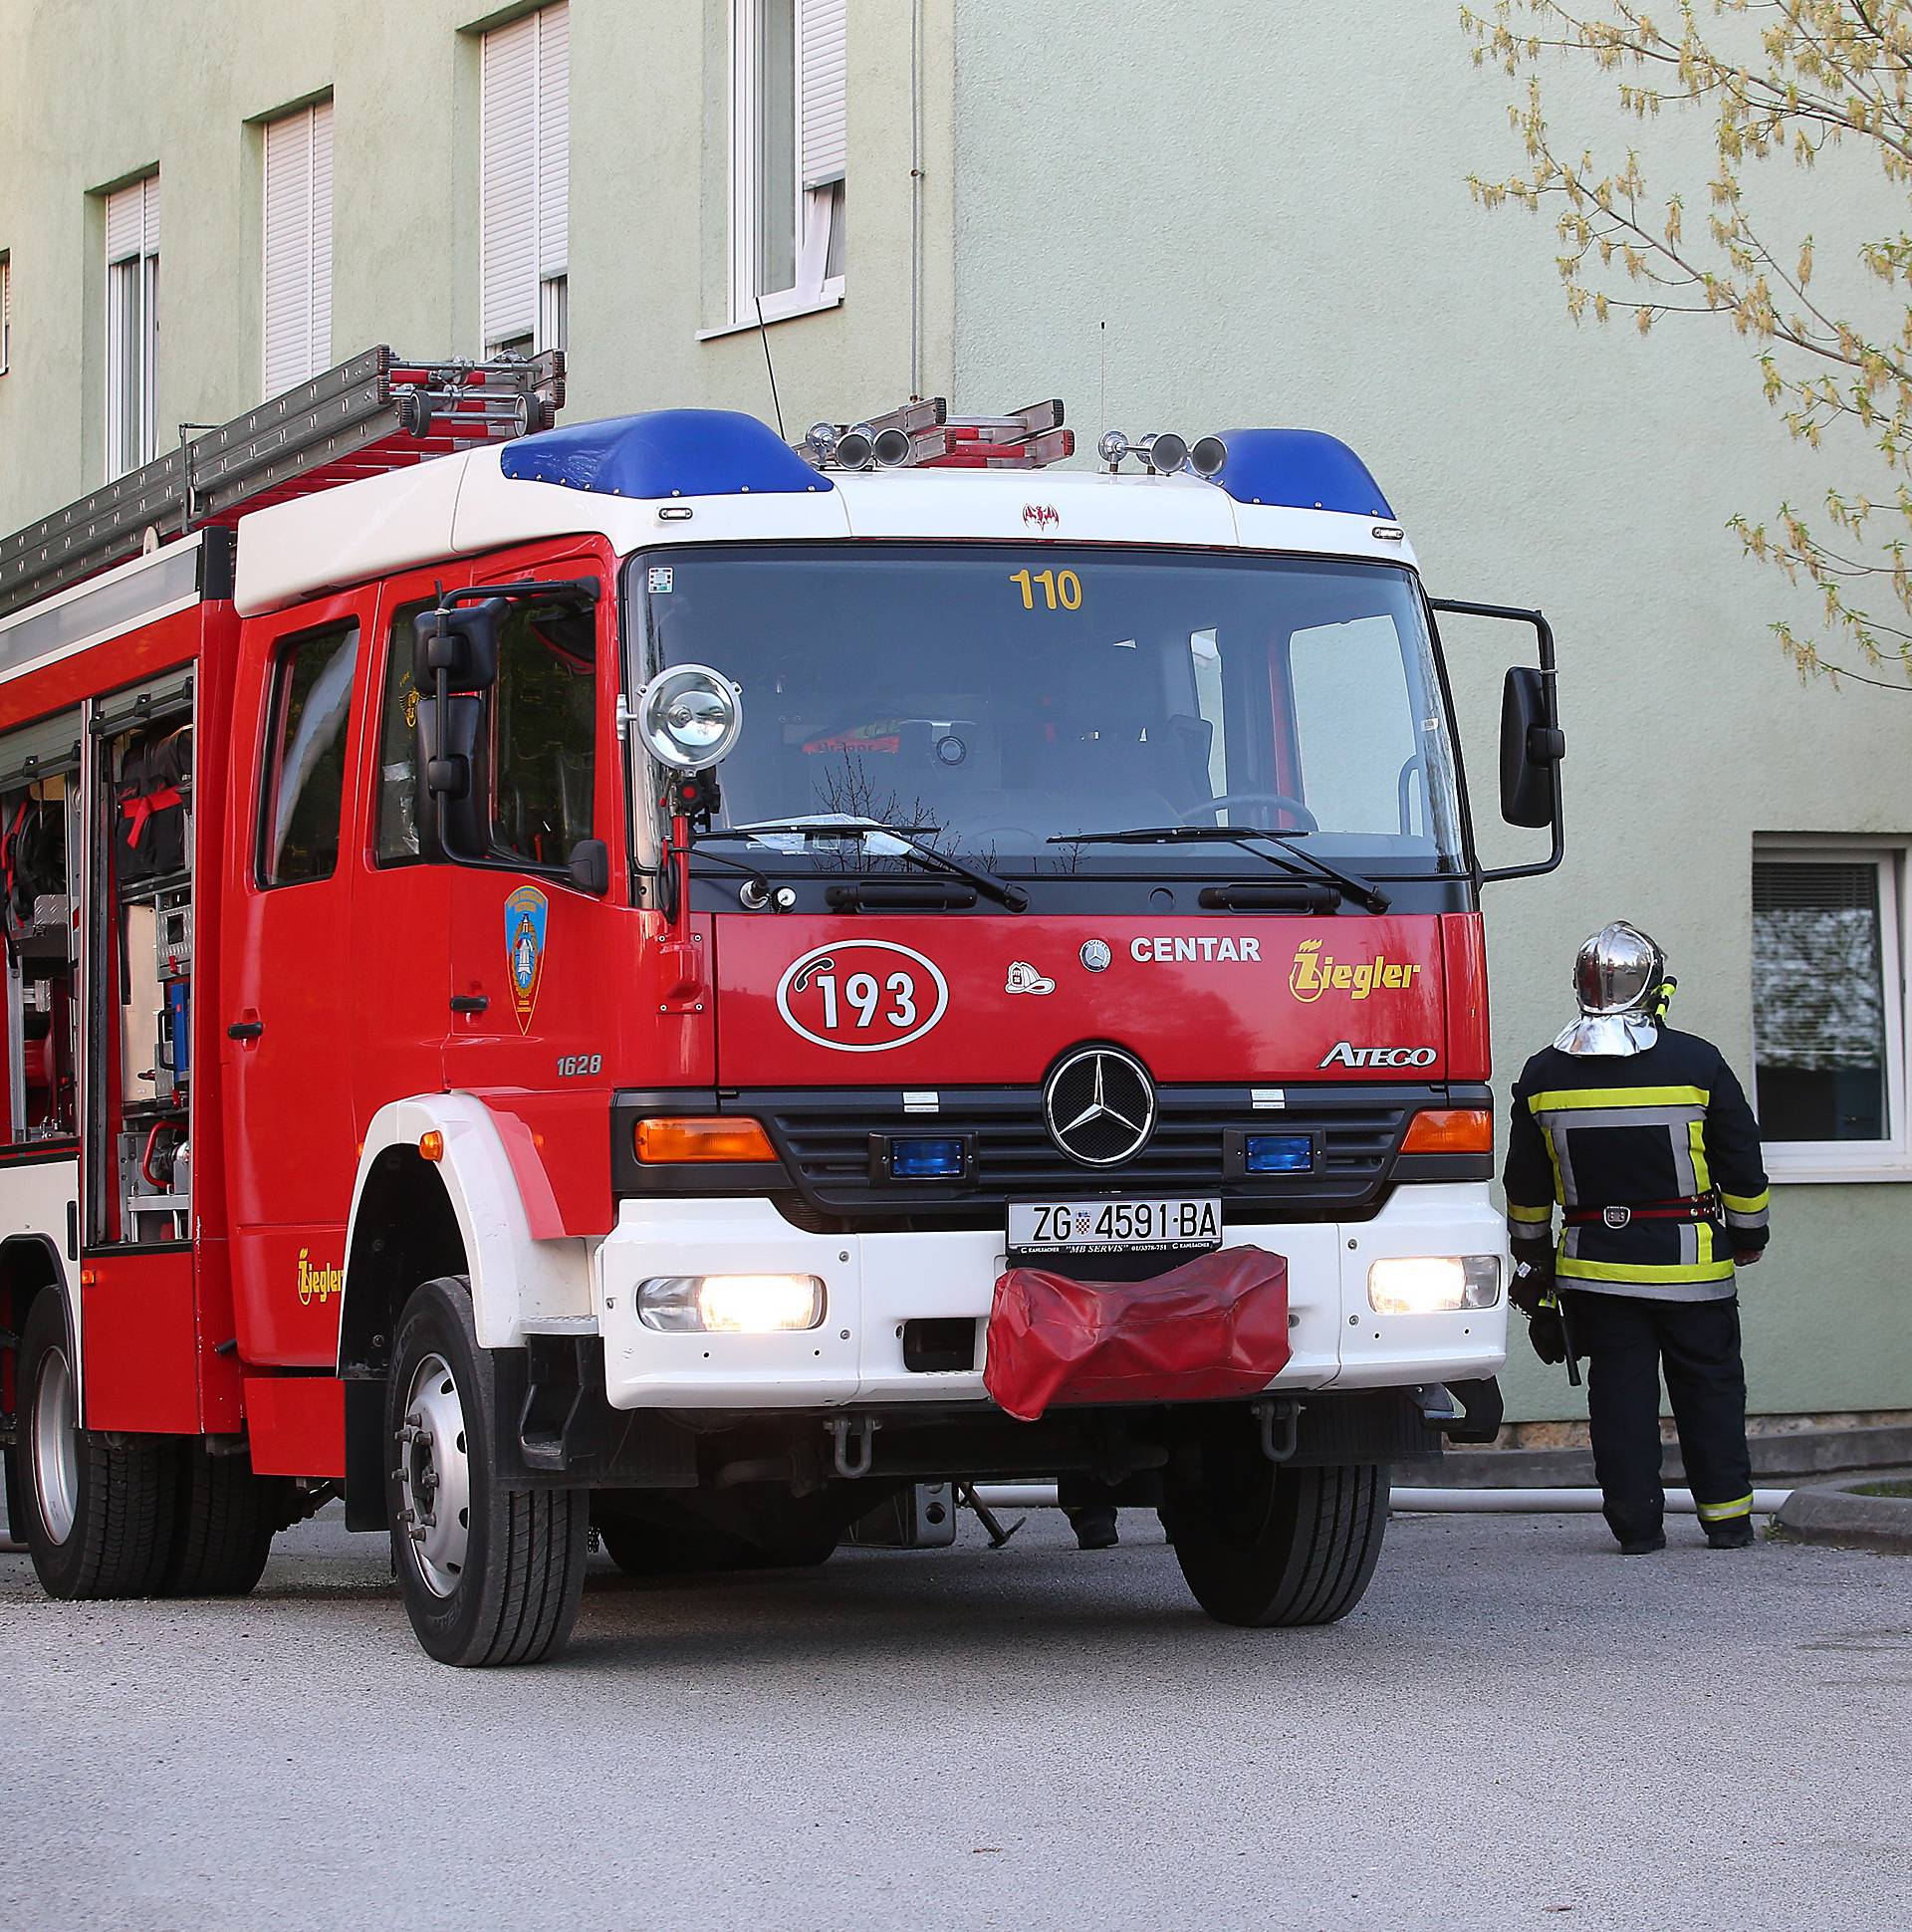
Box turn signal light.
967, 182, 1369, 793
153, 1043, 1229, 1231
633, 1115, 777, 1164
1400, 1108, 1493, 1155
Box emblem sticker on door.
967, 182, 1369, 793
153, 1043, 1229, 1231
776, 940, 949, 1052
505, 885, 549, 1033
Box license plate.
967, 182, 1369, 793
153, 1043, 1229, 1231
1008, 1197, 1222, 1260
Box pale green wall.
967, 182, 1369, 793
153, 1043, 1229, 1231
950, 0, 1911, 1421
0, 0, 956, 536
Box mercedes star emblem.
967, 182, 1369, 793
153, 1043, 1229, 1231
1079, 939, 1111, 972
1043, 1045, 1156, 1166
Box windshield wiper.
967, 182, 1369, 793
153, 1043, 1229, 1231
696, 820, 1029, 912
1051, 825, 1390, 913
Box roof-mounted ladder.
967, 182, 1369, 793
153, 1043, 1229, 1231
0, 346, 566, 623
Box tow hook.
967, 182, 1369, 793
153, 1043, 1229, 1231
1250, 1397, 1301, 1465
827, 1414, 878, 1479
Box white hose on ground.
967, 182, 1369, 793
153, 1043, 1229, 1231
970, 1483, 1794, 1515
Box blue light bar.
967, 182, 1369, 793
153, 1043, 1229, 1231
1210, 429, 1393, 518
1245, 1133, 1314, 1174
889, 1136, 966, 1179
500, 408, 833, 501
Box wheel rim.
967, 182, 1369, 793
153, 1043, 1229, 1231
395, 1351, 472, 1598
31, 1341, 80, 1545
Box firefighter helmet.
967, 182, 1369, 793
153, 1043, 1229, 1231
1553, 920, 1669, 1058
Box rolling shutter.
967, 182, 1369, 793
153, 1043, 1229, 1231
799, 0, 846, 189
106, 176, 157, 265
482, 3, 568, 352
262, 100, 334, 395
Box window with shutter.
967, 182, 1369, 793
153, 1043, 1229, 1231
104, 174, 159, 478
731, 0, 845, 323
1752, 842, 1910, 1175
481, 3, 569, 357
262, 99, 335, 395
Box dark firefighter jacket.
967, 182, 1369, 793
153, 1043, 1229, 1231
1503, 1026, 1771, 1301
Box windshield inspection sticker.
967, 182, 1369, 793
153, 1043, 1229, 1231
1005, 961, 1056, 996
647, 567, 673, 594
777, 940, 949, 1053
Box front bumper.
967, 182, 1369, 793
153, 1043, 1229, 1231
593, 1180, 1508, 1411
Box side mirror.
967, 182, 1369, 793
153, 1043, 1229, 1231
568, 838, 610, 896
415, 692, 488, 860
1499, 665, 1564, 830
413, 598, 506, 694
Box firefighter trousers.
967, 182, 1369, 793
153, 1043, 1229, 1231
1562, 1291, 1754, 1545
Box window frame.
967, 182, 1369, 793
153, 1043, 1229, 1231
479, 2, 570, 359
1753, 834, 1911, 1184
104, 175, 159, 479
729, 0, 845, 328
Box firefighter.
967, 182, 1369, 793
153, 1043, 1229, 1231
1503, 922, 1771, 1555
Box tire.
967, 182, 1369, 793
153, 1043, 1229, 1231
17, 1290, 177, 1599
385, 1276, 587, 1666
162, 1446, 297, 1596
1164, 1416, 1387, 1628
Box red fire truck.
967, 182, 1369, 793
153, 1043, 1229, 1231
0, 349, 1563, 1665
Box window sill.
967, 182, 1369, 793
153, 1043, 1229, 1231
698, 288, 843, 342
1767, 1156, 1912, 1186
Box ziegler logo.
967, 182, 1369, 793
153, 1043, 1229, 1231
1319, 1042, 1437, 1069
1289, 938, 1421, 1003
1023, 504, 1059, 533
297, 1249, 345, 1307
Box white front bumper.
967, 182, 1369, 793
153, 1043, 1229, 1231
593, 1181, 1508, 1411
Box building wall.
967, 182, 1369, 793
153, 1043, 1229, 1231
951, 0, 1912, 1421
0, 0, 955, 539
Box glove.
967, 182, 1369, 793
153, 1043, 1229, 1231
1509, 1256, 1554, 1318
1525, 1302, 1568, 1365
1734, 1250, 1763, 1268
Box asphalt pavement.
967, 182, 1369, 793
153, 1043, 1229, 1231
0, 1503, 1906, 1931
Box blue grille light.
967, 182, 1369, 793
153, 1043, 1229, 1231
889, 1136, 966, 1179
1245, 1134, 1314, 1174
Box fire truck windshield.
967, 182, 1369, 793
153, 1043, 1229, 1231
630, 544, 1465, 877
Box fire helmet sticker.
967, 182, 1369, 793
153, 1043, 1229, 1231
776, 940, 949, 1053
505, 884, 549, 1033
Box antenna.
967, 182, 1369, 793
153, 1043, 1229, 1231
1099, 321, 1107, 445
754, 297, 786, 440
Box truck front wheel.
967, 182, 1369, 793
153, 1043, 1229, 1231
17, 1290, 177, 1599
385, 1276, 587, 1666
1163, 1417, 1387, 1627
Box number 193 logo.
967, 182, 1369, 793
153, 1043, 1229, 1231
775, 940, 949, 1053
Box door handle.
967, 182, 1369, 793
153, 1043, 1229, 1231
227, 1021, 264, 1041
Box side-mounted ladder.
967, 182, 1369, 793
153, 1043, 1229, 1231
0, 347, 566, 624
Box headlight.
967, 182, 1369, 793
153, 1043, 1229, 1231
636, 1274, 825, 1333
1366, 1255, 1501, 1316
634, 663, 743, 771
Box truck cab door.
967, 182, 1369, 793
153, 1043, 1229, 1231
221, 592, 373, 1365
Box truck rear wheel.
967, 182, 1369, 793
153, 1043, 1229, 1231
17, 1290, 177, 1599
385, 1276, 587, 1666
1164, 1419, 1387, 1627
162, 1445, 297, 1596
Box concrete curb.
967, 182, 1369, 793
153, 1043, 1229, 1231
1431, 1424, 1912, 1491
1775, 1483, 1912, 1555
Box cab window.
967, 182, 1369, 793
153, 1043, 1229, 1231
375, 599, 430, 863
257, 620, 358, 887
489, 597, 596, 868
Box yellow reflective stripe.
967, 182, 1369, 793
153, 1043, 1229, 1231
1697, 1217, 1712, 1268
1688, 1120, 1711, 1193
1507, 1202, 1554, 1223
1696, 1493, 1754, 1522
1526, 1085, 1710, 1113
1720, 1187, 1770, 1214
1554, 1255, 1737, 1284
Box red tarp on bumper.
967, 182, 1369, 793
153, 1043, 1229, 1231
982, 1246, 1292, 1422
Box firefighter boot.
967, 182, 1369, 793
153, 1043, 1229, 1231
1066, 1506, 1119, 1551
1705, 1518, 1756, 1550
